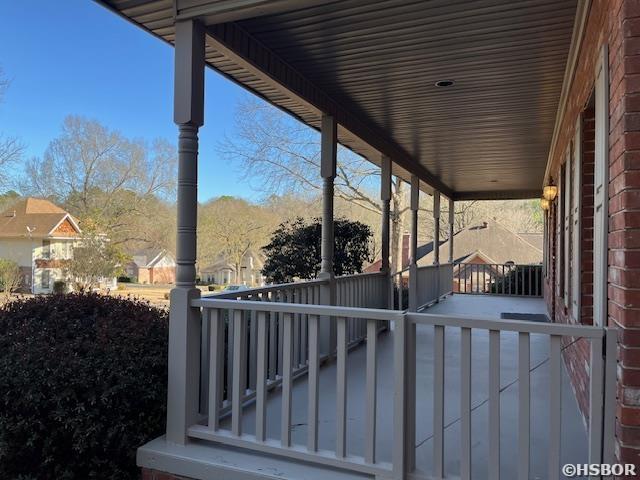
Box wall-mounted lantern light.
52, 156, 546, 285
543, 182, 558, 201
540, 198, 550, 210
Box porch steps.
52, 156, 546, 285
138, 436, 371, 480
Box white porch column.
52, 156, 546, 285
408, 175, 419, 312
167, 19, 205, 445
433, 190, 441, 302
448, 197, 454, 263
406, 174, 419, 471
380, 155, 392, 308
319, 114, 337, 355
433, 190, 441, 265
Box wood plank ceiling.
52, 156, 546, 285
99, 0, 577, 199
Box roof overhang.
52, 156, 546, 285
97, 0, 579, 200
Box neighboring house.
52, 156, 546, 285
0, 197, 115, 293
417, 220, 543, 294
417, 220, 543, 267
200, 250, 265, 287
365, 221, 542, 274
125, 249, 176, 284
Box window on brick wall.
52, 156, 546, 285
564, 151, 572, 309
571, 116, 582, 322
556, 165, 564, 299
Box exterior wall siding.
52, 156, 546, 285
544, 0, 640, 466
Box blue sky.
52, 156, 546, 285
0, 0, 256, 201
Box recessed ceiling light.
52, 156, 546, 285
435, 79, 455, 87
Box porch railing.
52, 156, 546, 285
199, 272, 389, 419
453, 263, 543, 297
188, 298, 616, 479
414, 263, 454, 310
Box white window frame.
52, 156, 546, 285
571, 116, 582, 322
556, 165, 565, 299
564, 149, 572, 309
593, 45, 609, 327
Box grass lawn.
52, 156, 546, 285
110, 283, 212, 307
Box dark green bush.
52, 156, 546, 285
117, 276, 132, 283
52, 280, 66, 294
0, 293, 169, 479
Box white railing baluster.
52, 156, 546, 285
293, 289, 301, 368
231, 310, 247, 436
548, 335, 562, 480
365, 318, 377, 464
249, 309, 257, 391
277, 292, 284, 377
301, 287, 308, 365
518, 332, 530, 480
281, 312, 294, 447
307, 314, 320, 452
489, 330, 500, 479
336, 316, 348, 458
433, 324, 445, 477
208, 308, 224, 431
226, 310, 234, 407
460, 327, 472, 480
269, 294, 277, 381
256, 311, 268, 442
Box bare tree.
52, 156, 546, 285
22, 116, 177, 250
0, 68, 24, 189
220, 97, 409, 273
198, 196, 277, 279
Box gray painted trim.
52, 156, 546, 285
543, 0, 592, 186
454, 189, 541, 201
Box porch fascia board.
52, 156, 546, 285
204, 21, 453, 198
542, 0, 592, 187
454, 189, 542, 201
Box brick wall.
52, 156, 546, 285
543, 0, 640, 466
610, 1, 640, 465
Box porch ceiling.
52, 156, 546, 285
98, 0, 577, 200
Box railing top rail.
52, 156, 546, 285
453, 262, 542, 267
416, 262, 453, 271
407, 312, 604, 338
205, 278, 329, 298
192, 297, 404, 321
335, 271, 386, 280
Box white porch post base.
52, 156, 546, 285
167, 287, 201, 444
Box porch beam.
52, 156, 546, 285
175, 0, 334, 24
204, 21, 452, 197
167, 18, 205, 445
454, 189, 540, 201
433, 191, 440, 265
448, 198, 454, 263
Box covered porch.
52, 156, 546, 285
95, 0, 619, 479
140, 294, 601, 480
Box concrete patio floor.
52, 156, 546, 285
222, 294, 588, 479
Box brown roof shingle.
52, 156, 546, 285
0, 198, 81, 239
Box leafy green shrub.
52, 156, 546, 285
117, 276, 132, 283
0, 293, 169, 479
